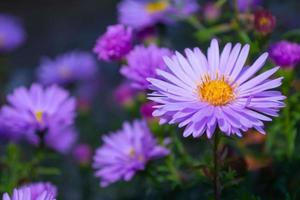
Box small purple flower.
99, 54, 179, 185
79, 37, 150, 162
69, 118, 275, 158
140, 101, 156, 119
237, 0, 262, 12
118, 0, 198, 30
93, 24, 133, 62
0, 83, 77, 153
76, 79, 100, 112
73, 143, 93, 165
269, 40, 300, 68
148, 39, 285, 138
37, 51, 98, 86
118, 0, 171, 30
121, 44, 172, 90
113, 82, 137, 107
2, 182, 57, 200
0, 14, 26, 53
93, 119, 169, 187
203, 2, 220, 22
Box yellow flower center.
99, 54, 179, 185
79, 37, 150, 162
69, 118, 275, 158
146, 1, 169, 14
259, 17, 270, 26
35, 111, 43, 123
198, 75, 235, 106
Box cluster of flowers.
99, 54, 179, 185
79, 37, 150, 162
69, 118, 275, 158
89, 0, 291, 188
1, 0, 299, 198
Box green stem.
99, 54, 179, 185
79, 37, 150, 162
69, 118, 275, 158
213, 132, 221, 200
281, 69, 295, 157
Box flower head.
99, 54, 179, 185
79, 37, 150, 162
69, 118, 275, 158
0, 83, 77, 153
37, 51, 97, 86
237, 0, 262, 13
269, 40, 300, 68
121, 44, 172, 90
148, 39, 285, 138
0, 14, 26, 53
140, 101, 157, 119
93, 120, 169, 187
203, 2, 220, 22
118, 0, 198, 30
118, 0, 171, 30
93, 24, 133, 62
2, 182, 57, 200
73, 143, 93, 165
254, 9, 276, 35
113, 82, 137, 107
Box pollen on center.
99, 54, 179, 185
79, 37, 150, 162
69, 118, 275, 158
146, 1, 169, 14
198, 75, 235, 106
35, 111, 44, 123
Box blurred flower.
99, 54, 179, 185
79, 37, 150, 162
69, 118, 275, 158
20, 182, 57, 200
37, 51, 98, 86
0, 83, 77, 153
203, 2, 220, 22
136, 26, 157, 42
239, 130, 266, 146
93, 24, 133, 62
254, 9, 276, 35
113, 82, 137, 107
118, 0, 198, 30
237, 0, 262, 13
121, 44, 172, 90
118, 0, 171, 30
140, 101, 156, 119
0, 14, 26, 53
93, 119, 169, 187
269, 40, 300, 68
170, 0, 199, 19
73, 143, 93, 165
76, 79, 100, 112
245, 155, 271, 171
148, 39, 285, 138
2, 182, 56, 200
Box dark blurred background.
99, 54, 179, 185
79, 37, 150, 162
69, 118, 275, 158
0, 0, 300, 199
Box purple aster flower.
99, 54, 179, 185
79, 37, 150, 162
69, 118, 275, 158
0, 14, 26, 53
73, 143, 93, 165
269, 40, 300, 68
0, 83, 77, 153
118, 0, 171, 30
93, 119, 169, 187
237, 0, 262, 12
148, 39, 285, 138
121, 44, 172, 90
37, 51, 98, 86
118, 0, 198, 30
2, 182, 56, 200
93, 24, 133, 62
